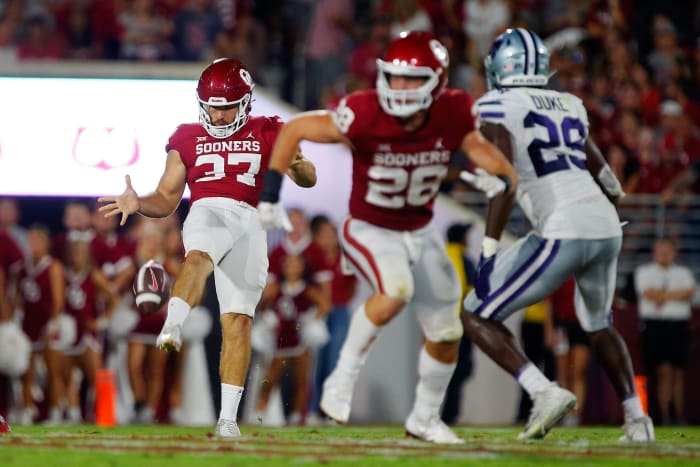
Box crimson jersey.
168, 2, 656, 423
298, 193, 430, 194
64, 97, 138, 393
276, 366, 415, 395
65, 269, 99, 343
333, 89, 475, 230
91, 233, 136, 280
271, 281, 315, 351
329, 253, 357, 306
268, 236, 332, 285
19, 256, 55, 343
0, 229, 24, 277
166, 116, 283, 206
51, 229, 95, 263
550, 277, 577, 324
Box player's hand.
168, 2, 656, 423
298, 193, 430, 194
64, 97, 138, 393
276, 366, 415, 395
460, 168, 507, 198
257, 201, 292, 231
97, 175, 141, 226
475, 253, 496, 300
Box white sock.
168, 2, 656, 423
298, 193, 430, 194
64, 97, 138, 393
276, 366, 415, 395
335, 304, 380, 379
165, 297, 190, 326
220, 383, 244, 421
622, 395, 645, 421
412, 347, 457, 420
516, 363, 551, 398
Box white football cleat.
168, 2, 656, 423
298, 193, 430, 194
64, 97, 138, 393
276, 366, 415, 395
156, 322, 182, 352
216, 418, 241, 438
319, 372, 355, 424
405, 412, 465, 444
518, 383, 577, 440
619, 416, 655, 442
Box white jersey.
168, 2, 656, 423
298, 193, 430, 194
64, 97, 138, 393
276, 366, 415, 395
474, 88, 622, 239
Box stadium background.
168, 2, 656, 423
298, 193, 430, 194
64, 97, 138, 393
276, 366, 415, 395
0, 0, 698, 427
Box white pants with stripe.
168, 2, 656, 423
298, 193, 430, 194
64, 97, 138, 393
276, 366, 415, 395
463, 231, 622, 332
183, 197, 268, 317
340, 217, 463, 342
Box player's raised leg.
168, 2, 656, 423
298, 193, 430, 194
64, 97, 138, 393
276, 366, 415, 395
320, 220, 410, 424
156, 250, 213, 352
320, 296, 402, 423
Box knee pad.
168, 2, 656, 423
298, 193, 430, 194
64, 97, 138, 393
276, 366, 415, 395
417, 302, 463, 343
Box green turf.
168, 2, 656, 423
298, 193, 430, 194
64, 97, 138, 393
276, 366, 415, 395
1, 425, 698, 466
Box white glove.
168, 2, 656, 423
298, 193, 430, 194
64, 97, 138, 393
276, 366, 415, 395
257, 201, 292, 232
460, 168, 507, 198
300, 314, 330, 349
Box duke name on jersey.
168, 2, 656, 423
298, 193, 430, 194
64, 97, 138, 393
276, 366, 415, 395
474, 88, 621, 239
166, 116, 283, 206
333, 89, 474, 231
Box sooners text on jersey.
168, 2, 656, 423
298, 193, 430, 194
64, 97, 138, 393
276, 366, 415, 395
333, 89, 474, 230
166, 116, 283, 206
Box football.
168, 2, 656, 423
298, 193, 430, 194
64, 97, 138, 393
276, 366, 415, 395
133, 259, 171, 315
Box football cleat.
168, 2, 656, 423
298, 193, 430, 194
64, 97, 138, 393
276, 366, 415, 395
405, 412, 465, 444
156, 322, 182, 352
518, 383, 577, 440
216, 418, 241, 438
319, 372, 355, 424
619, 416, 655, 442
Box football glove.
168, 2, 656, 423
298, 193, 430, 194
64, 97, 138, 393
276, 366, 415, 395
475, 237, 499, 300
475, 254, 495, 300
257, 201, 292, 231
460, 168, 508, 198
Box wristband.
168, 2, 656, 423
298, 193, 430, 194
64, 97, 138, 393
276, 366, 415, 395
496, 175, 511, 193
259, 170, 284, 203
482, 237, 499, 258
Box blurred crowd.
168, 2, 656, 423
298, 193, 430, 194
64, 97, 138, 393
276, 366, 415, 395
1, 1, 698, 196
1, 0, 699, 427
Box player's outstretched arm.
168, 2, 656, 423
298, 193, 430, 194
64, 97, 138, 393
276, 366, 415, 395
258, 112, 349, 231
460, 126, 518, 194
584, 138, 625, 205
98, 150, 187, 225
469, 123, 517, 299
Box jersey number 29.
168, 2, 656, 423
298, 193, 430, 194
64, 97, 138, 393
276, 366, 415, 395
525, 112, 587, 177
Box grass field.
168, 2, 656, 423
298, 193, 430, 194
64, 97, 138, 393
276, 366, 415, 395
1, 424, 698, 466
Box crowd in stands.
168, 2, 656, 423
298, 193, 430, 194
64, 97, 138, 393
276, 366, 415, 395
0, 1, 699, 427
1, 1, 697, 197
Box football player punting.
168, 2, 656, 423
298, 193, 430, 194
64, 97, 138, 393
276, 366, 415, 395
460, 28, 654, 442
258, 32, 517, 444
98, 58, 317, 438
